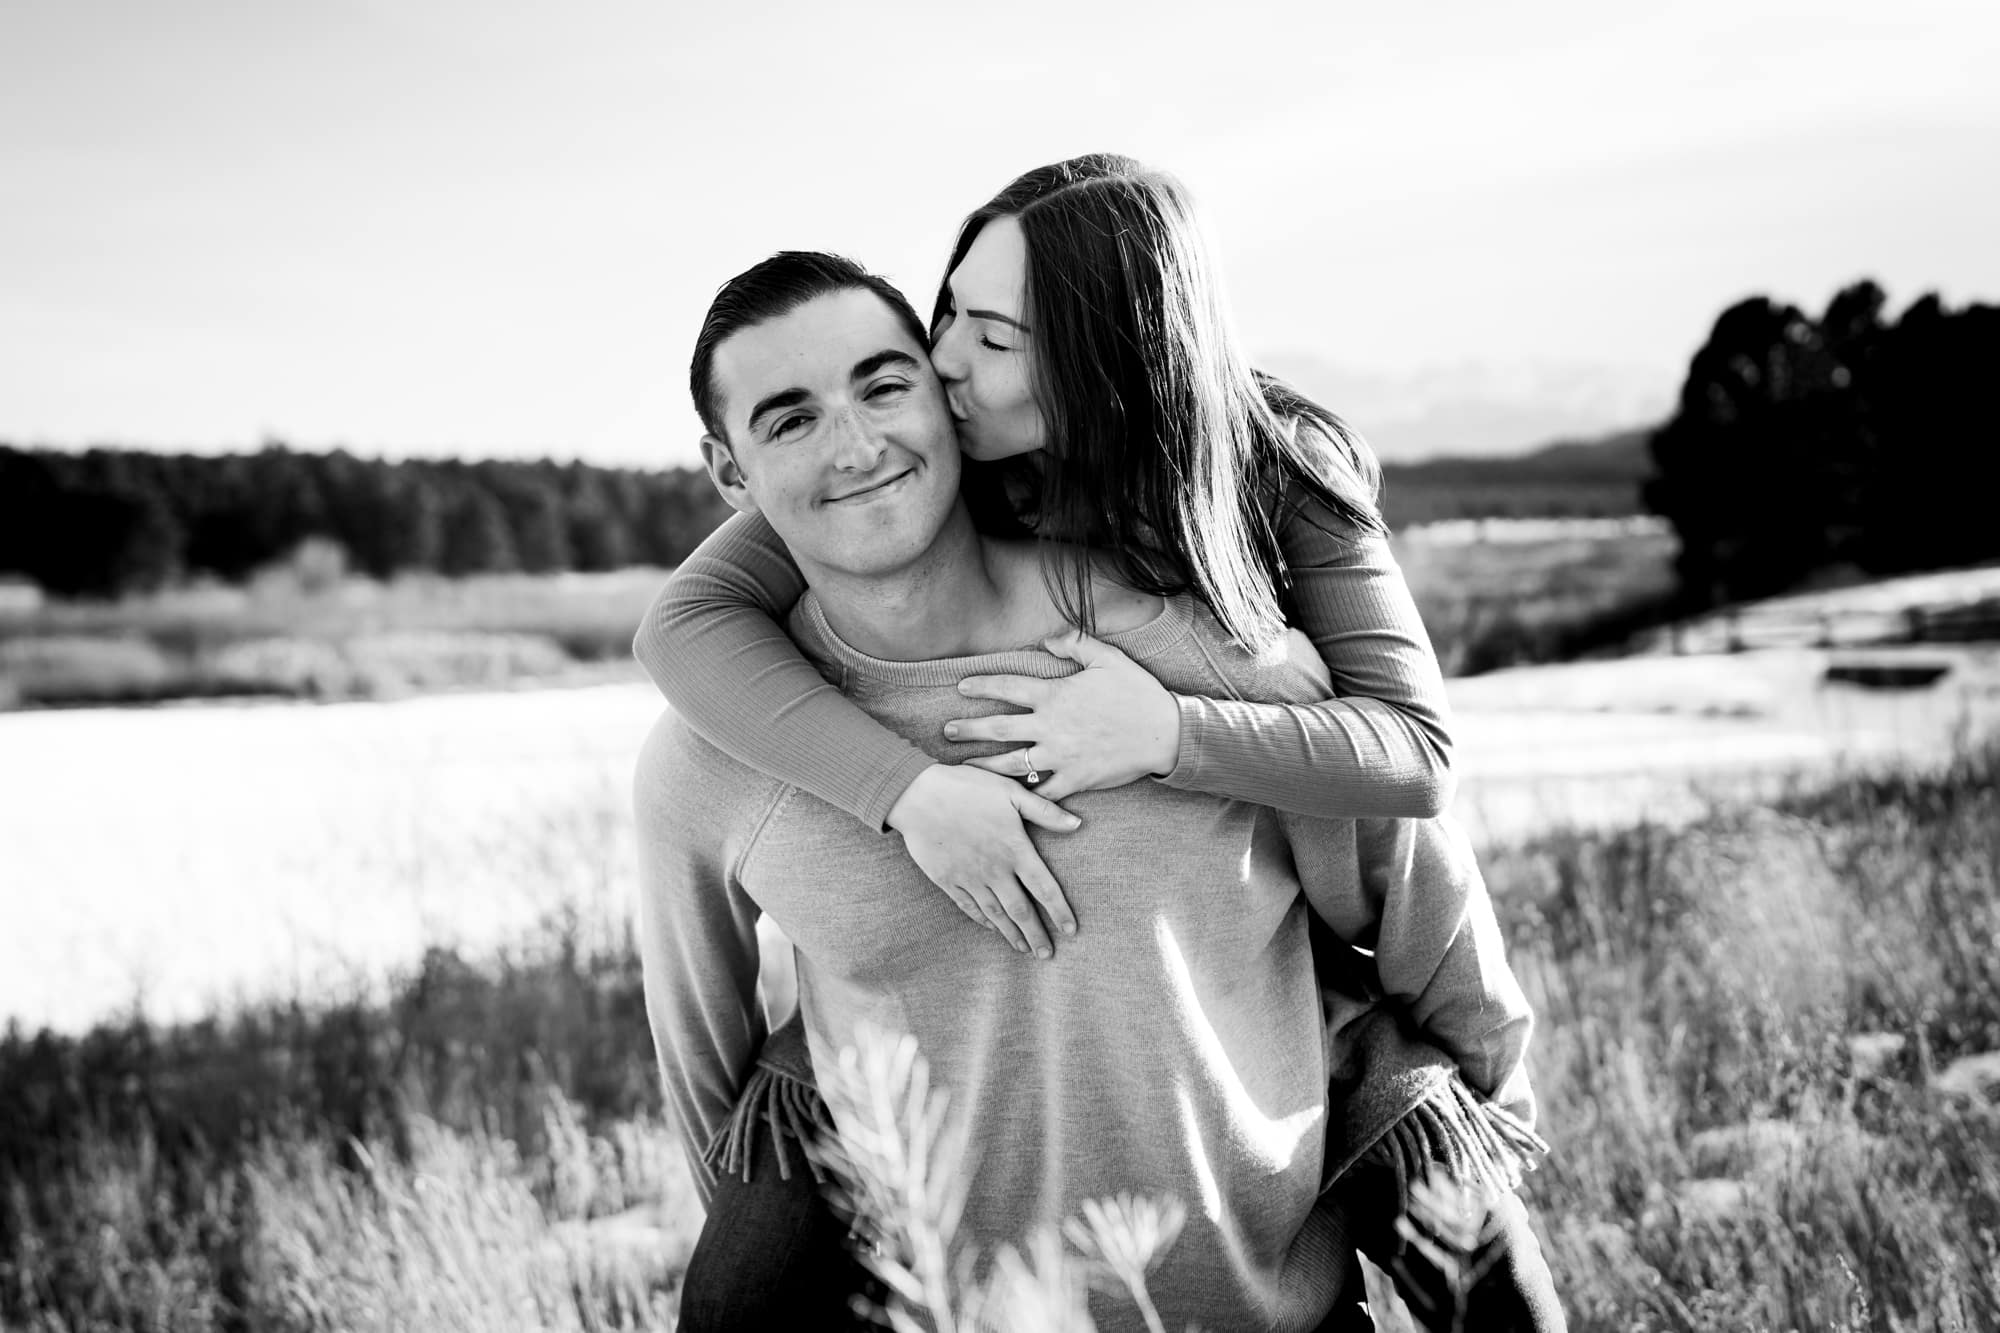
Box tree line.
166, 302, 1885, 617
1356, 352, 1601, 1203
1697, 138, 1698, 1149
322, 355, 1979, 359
5, 277, 1993, 605
0, 429, 1655, 599
1645, 280, 2000, 607
0, 445, 736, 596
1379, 430, 1652, 528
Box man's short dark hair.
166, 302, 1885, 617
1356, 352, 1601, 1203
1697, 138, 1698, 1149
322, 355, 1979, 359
690, 251, 931, 440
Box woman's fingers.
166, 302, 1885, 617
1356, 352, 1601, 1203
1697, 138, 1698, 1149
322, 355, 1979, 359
1013, 859, 1076, 938
882, 763, 1078, 958
957, 673, 1049, 708
962, 754, 1085, 813
972, 878, 1052, 957
936, 883, 990, 929
956, 881, 1017, 944
1040, 629, 1129, 667
944, 712, 1033, 744
961, 753, 1015, 776
1012, 786, 1079, 833
1022, 772, 1081, 802
946, 874, 1053, 958
962, 754, 1084, 804
960, 748, 1035, 779
1008, 790, 1079, 938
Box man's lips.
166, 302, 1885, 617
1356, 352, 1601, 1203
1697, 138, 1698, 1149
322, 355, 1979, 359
825, 468, 914, 504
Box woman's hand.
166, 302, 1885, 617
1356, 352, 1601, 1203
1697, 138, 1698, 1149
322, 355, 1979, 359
948, 630, 1182, 803
885, 763, 1081, 959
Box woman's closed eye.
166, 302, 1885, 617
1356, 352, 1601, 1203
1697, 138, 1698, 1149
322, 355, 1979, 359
944, 300, 1011, 353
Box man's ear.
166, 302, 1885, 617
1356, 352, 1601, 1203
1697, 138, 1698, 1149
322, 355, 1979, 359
701, 433, 758, 515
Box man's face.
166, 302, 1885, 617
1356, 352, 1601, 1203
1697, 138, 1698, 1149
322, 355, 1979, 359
705, 289, 963, 581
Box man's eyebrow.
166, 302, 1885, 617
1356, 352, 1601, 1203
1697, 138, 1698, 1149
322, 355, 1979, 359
741, 350, 918, 433
745, 387, 810, 433
965, 309, 1030, 334
851, 348, 924, 379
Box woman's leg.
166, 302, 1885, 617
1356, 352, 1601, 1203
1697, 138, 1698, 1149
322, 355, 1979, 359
676, 1122, 872, 1331
1326, 1161, 1564, 1333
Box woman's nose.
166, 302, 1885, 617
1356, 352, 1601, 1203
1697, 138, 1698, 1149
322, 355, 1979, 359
929, 318, 965, 382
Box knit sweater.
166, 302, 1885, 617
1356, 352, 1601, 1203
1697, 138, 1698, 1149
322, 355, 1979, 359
634, 593, 1533, 1333
630, 492, 1455, 831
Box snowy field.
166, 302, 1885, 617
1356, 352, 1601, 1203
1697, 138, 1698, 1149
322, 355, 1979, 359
4, 642, 1997, 1033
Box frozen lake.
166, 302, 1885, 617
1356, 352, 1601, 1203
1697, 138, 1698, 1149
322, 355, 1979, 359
4, 646, 1995, 1032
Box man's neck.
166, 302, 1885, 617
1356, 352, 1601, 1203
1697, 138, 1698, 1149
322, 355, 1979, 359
804, 508, 1036, 662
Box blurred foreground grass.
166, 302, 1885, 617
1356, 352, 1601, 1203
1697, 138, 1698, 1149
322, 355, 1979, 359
5, 746, 1997, 1330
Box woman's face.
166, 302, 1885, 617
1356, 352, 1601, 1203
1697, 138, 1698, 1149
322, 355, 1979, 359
930, 215, 1048, 462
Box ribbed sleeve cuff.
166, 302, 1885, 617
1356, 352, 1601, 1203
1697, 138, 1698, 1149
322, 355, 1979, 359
858, 751, 940, 834
1158, 693, 1210, 792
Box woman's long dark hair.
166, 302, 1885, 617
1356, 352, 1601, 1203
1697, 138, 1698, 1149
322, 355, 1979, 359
939, 154, 1385, 650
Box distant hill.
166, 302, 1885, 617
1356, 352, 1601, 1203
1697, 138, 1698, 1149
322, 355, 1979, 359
1377, 427, 1656, 529
1261, 354, 1672, 464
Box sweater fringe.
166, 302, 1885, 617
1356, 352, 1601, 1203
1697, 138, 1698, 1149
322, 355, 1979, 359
705, 1037, 1547, 1212
1358, 1075, 1550, 1213
702, 1060, 834, 1185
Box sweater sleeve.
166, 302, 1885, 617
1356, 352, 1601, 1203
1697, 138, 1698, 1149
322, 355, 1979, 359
1288, 810, 1537, 1127
632, 510, 937, 831
1157, 494, 1457, 819
632, 718, 770, 1208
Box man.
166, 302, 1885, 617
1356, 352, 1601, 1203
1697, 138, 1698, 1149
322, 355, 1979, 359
635, 252, 1550, 1331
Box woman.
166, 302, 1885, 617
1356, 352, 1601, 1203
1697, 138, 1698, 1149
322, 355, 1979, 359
648, 156, 1560, 1331
638, 153, 1455, 960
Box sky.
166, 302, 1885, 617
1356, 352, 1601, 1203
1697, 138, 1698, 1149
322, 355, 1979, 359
3, 0, 1995, 468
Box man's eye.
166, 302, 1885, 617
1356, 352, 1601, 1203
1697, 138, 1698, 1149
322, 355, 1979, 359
771, 414, 807, 437
868, 380, 911, 399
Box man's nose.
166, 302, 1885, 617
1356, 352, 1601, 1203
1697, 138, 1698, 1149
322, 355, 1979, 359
826, 406, 887, 471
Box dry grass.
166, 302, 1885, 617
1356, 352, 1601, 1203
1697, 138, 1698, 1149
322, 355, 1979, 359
1490, 750, 2000, 1330
812, 1025, 1183, 1333
4, 1105, 695, 1333
4, 745, 1997, 1330
0, 560, 664, 706
1394, 520, 1682, 676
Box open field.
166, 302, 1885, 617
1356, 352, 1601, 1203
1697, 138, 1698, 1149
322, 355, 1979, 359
0, 563, 669, 708
6, 549, 2000, 1328
5, 745, 1997, 1330
1394, 517, 1681, 676
1447, 641, 2000, 843
1651, 564, 2000, 655
6, 633, 1998, 1034
0, 685, 655, 1032
0, 519, 1686, 709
